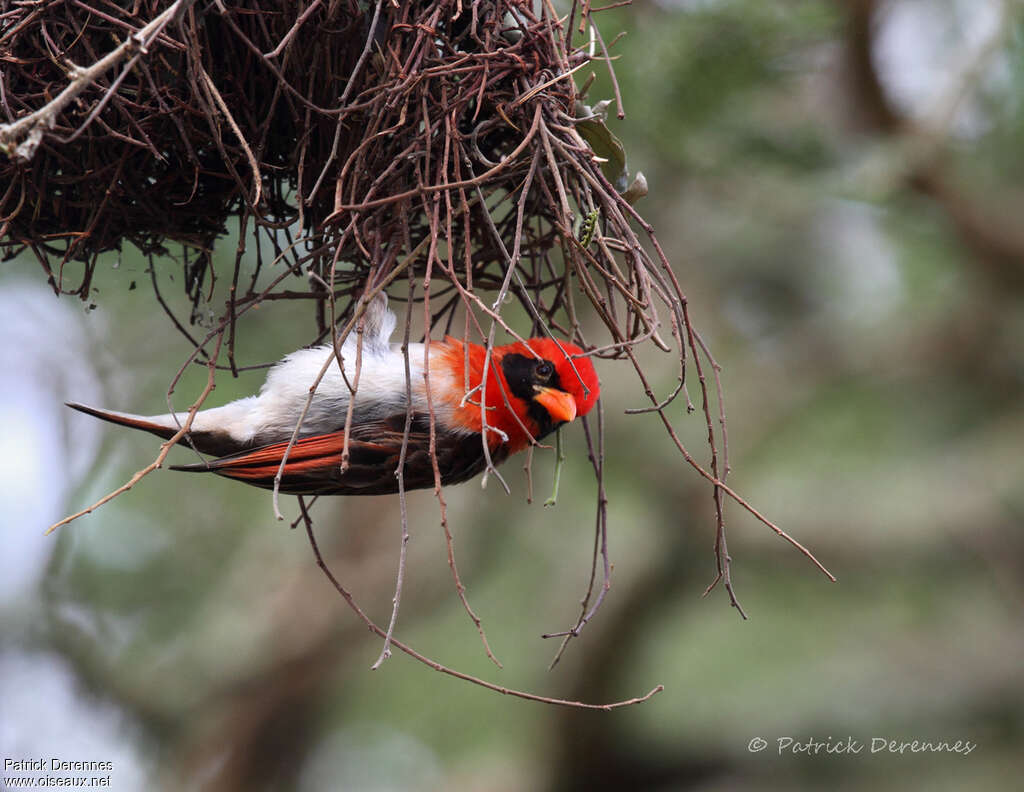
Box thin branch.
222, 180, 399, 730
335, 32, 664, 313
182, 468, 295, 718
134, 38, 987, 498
47, 327, 225, 534
303, 512, 664, 710
371, 274, 417, 669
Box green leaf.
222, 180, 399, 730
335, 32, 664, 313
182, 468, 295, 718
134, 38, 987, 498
574, 100, 630, 193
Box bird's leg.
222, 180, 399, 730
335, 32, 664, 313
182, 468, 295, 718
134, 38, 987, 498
543, 428, 565, 507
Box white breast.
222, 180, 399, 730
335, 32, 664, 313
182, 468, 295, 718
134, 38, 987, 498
177, 295, 468, 445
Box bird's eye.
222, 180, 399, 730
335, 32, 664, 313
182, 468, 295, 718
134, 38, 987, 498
534, 361, 554, 381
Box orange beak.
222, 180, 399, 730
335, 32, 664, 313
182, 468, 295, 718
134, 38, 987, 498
533, 386, 577, 424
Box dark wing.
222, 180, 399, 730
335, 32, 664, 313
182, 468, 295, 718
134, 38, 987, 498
170, 414, 508, 496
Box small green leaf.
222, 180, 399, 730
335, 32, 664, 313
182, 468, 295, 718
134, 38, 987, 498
574, 100, 629, 192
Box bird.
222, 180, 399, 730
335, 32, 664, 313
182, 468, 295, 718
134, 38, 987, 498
67, 296, 599, 496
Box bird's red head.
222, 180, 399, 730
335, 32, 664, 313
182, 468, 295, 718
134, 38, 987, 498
440, 336, 599, 454
518, 337, 599, 422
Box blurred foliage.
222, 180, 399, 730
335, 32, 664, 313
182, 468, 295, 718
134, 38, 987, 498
4, 1, 1024, 791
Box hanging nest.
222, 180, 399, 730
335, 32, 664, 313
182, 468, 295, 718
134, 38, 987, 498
2, 0, 831, 703
1, 0, 647, 320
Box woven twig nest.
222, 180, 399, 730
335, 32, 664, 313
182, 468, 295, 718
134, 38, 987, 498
2, 0, 646, 333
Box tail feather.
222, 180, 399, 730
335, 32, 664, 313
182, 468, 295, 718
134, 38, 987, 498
66, 402, 245, 457
66, 402, 180, 440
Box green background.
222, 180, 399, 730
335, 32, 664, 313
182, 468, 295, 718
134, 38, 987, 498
2, 1, 1022, 790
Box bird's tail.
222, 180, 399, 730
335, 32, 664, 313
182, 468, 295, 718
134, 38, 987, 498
66, 402, 245, 457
